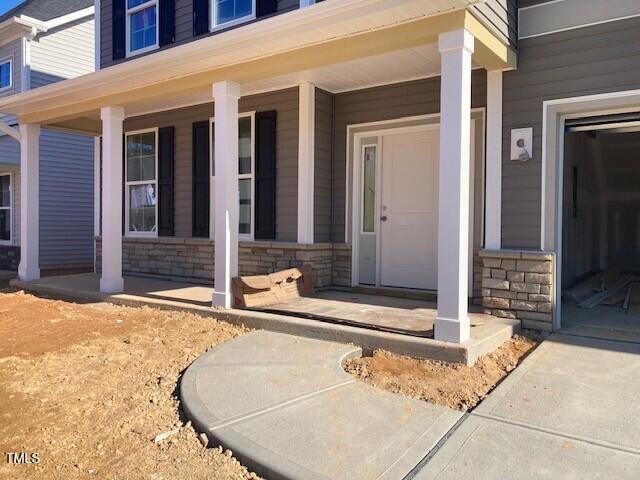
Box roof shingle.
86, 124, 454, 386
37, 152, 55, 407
0, 0, 94, 24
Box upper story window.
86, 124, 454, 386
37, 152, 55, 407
0, 60, 11, 91
127, 0, 158, 56
211, 0, 256, 30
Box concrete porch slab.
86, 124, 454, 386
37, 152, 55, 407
268, 290, 490, 336
10, 273, 519, 365
181, 330, 464, 480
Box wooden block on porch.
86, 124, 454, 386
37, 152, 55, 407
232, 266, 315, 308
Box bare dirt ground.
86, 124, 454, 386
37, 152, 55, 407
0, 290, 260, 480
345, 334, 540, 411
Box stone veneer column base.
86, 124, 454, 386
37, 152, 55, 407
480, 249, 555, 332
0, 246, 20, 271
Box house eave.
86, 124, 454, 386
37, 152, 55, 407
0, 0, 514, 129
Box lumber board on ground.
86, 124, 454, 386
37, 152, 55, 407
627, 282, 640, 316
578, 274, 635, 308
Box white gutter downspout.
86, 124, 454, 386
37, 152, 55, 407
21, 29, 35, 93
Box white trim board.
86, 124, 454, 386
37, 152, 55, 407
519, 0, 640, 39
540, 88, 640, 330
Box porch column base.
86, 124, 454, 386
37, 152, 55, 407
18, 266, 40, 282
435, 316, 470, 343
100, 276, 124, 294
212, 291, 232, 308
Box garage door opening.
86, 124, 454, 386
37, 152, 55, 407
561, 113, 640, 341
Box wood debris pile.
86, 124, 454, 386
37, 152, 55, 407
564, 269, 640, 314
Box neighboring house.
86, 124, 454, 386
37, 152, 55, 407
0, 0, 95, 273
1, 0, 639, 344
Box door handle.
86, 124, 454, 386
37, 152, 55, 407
380, 216, 388, 222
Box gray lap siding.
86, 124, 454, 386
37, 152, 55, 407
501, 17, 640, 249
123, 87, 299, 241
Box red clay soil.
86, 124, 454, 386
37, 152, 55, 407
345, 335, 540, 411
0, 290, 260, 480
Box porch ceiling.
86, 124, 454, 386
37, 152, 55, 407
0, 0, 514, 135
101, 43, 479, 120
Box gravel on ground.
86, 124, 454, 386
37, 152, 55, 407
344, 334, 540, 411
0, 289, 260, 480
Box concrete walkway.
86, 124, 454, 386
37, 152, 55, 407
182, 330, 640, 479
415, 333, 640, 479
181, 330, 463, 480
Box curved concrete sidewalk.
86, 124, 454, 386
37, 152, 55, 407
181, 330, 463, 480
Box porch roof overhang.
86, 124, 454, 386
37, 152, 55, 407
0, 0, 516, 136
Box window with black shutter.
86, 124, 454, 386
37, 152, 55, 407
254, 111, 277, 240
192, 121, 211, 237
158, 126, 175, 236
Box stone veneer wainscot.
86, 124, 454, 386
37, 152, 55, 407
480, 249, 555, 331
0, 246, 20, 271
95, 237, 341, 288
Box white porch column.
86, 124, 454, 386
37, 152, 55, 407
297, 81, 315, 244
18, 123, 40, 281
94, 136, 101, 238
485, 70, 503, 250
435, 29, 474, 343
212, 80, 241, 308
100, 106, 125, 294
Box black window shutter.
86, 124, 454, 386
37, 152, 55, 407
113, 0, 126, 60
257, 0, 278, 18
255, 111, 277, 240
158, 127, 175, 236
193, 0, 209, 36
159, 0, 176, 47
192, 121, 210, 237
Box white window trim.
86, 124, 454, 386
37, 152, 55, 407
359, 142, 378, 236
125, 127, 159, 238
0, 172, 13, 246
0, 57, 13, 93
125, 0, 159, 58
209, 112, 256, 241
210, 0, 257, 32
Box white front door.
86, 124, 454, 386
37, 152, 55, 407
379, 128, 439, 290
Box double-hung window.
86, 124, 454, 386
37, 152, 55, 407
0, 59, 11, 91
0, 174, 11, 243
211, 0, 256, 30
126, 0, 158, 56
126, 129, 158, 236
211, 114, 255, 239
